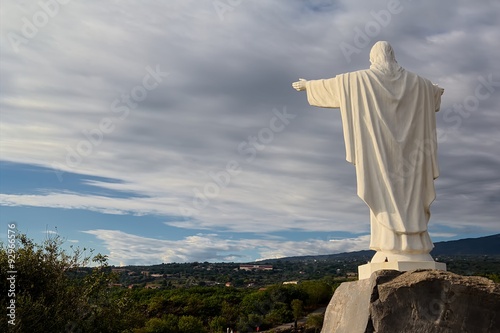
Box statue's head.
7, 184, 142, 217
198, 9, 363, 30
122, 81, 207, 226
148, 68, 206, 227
369, 41, 401, 74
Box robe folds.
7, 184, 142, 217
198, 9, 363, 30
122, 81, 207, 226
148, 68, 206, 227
306, 68, 443, 254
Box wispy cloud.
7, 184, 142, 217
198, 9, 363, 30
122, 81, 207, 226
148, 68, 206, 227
0, 189, 368, 233
82, 229, 370, 265
429, 232, 458, 239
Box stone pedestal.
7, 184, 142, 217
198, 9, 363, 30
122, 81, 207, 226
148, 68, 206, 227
321, 270, 500, 333
358, 260, 446, 280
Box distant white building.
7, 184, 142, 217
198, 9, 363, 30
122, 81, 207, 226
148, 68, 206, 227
239, 264, 273, 271
283, 281, 299, 285
151, 273, 163, 278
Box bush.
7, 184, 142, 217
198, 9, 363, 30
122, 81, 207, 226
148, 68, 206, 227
0, 232, 141, 332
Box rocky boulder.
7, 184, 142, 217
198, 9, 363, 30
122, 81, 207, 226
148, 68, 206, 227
321, 270, 500, 333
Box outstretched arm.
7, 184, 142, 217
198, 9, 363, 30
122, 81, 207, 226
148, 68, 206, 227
292, 78, 307, 91
295, 77, 340, 108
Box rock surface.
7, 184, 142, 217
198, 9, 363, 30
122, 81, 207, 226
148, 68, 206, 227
321, 270, 500, 333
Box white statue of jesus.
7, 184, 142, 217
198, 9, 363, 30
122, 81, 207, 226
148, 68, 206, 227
293, 41, 445, 267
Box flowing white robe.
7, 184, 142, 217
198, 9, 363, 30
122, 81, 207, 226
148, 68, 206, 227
306, 68, 443, 254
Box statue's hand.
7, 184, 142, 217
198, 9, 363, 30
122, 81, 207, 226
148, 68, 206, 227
292, 78, 307, 91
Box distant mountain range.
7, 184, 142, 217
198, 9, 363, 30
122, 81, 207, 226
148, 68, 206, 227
259, 234, 500, 263
431, 233, 500, 256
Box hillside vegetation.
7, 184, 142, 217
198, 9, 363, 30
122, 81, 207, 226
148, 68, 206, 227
1, 233, 498, 332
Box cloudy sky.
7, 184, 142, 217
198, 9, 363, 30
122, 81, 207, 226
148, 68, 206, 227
1, 0, 499, 266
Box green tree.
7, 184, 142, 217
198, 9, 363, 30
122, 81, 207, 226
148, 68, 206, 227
209, 316, 227, 333
241, 291, 272, 316
147, 295, 168, 317
163, 313, 180, 332
268, 284, 304, 305
291, 299, 304, 331
143, 315, 178, 333
221, 300, 239, 328
306, 314, 324, 333
178, 315, 206, 333
247, 313, 264, 331
237, 313, 264, 332
299, 280, 333, 307
264, 305, 290, 327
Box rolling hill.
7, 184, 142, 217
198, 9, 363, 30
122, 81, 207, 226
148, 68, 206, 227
259, 233, 500, 263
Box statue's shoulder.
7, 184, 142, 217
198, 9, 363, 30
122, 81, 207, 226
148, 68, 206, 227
405, 70, 442, 93
338, 69, 371, 80
406, 70, 433, 84
349, 69, 371, 76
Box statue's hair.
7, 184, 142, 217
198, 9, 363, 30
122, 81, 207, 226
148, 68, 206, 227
369, 41, 402, 74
